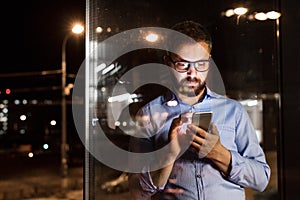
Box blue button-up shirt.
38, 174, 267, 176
128, 87, 271, 200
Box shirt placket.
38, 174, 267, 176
194, 160, 204, 200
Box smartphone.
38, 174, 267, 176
192, 111, 213, 131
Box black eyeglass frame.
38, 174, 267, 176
167, 55, 211, 73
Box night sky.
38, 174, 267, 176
0, 1, 86, 153
1, 0, 278, 92
1, 0, 85, 74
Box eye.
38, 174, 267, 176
176, 62, 188, 67
196, 61, 206, 66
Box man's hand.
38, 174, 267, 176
187, 123, 232, 176
150, 114, 193, 187
168, 113, 193, 159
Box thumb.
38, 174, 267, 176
169, 116, 183, 140
170, 115, 182, 129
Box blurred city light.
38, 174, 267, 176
50, 120, 57, 126
145, 33, 159, 42
102, 64, 115, 75
101, 87, 106, 92
1, 116, 8, 122
233, 7, 248, 15
247, 100, 258, 107
240, 99, 259, 107
28, 152, 34, 158
114, 121, 121, 126
43, 144, 49, 150
14, 99, 20, 105
65, 83, 74, 95
0, 100, 8, 135
167, 100, 178, 107
224, 8, 281, 22
20, 115, 27, 121
5, 88, 11, 94
266, 11, 281, 19
96, 26, 103, 33
95, 63, 107, 73
224, 9, 235, 17
31, 99, 38, 104
254, 12, 268, 21
19, 129, 26, 134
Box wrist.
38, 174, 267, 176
208, 144, 231, 175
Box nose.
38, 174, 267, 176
186, 63, 197, 77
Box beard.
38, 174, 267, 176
177, 76, 206, 97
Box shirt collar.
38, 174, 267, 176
163, 86, 218, 104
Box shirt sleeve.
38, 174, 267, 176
128, 171, 165, 199
128, 105, 164, 198
227, 104, 271, 192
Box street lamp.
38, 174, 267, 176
61, 23, 84, 182
223, 8, 281, 22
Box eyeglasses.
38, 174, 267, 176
168, 56, 210, 73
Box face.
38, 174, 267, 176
169, 41, 210, 97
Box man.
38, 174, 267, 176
128, 21, 270, 200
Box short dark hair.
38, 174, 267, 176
171, 20, 212, 51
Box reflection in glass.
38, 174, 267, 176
86, 0, 281, 199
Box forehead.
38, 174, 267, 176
172, 42, 210, 61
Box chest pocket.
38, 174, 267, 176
215, 124, 237, 151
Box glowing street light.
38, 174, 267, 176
233, 7, 248, 15
226, 7, 249, 25
266, 11, 281, 20
72, 24, 84, 34
61, 23, 84, 181
254, 12, 268, 21
224, 9, 235, 17
223, 7, 281, 23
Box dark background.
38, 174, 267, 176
1, 0, 85, 74
280, 1, 300, 199
0, 0, 86, 178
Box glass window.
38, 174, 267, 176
79, 0, 281, 199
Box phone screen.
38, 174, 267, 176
191, 111, 213, 131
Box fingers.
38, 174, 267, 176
171, 112, 193, 127
191, 141, 202, 149
169, 117, 182, 140
186, 124, 206, 148
187, 124, 207, 138
170, 113, 193, 137
163, 188, 185, 200
186, 123, 220, 158
171, 116, 182, 128
164, 178, 185, 195
164, 188, 184, 194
